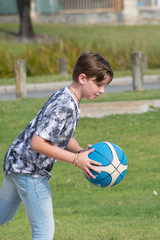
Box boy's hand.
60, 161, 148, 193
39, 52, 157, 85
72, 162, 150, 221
77, 148, 101, 179
83, 144, 92, 151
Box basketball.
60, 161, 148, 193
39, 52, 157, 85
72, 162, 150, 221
86, 142, 128, 188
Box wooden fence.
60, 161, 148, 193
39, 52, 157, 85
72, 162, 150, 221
15, 52, 146, 99
60, 0, 123, 13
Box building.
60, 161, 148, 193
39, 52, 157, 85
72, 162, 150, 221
0, 0, 160, 25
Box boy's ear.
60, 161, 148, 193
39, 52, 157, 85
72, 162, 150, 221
79, 74, 87, 84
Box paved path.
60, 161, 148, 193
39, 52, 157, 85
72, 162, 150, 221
80, 99, 160, 118
0, 75, 160, 95
0, 75, 160, 117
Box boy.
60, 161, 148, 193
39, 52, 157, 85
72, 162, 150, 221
0, 51, 113, 240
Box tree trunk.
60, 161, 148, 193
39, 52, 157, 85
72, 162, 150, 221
17, 0, 35, 39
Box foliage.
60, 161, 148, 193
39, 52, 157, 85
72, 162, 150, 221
0, 24, 160, 79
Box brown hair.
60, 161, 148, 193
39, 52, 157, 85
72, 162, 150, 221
72, 51, 113, 83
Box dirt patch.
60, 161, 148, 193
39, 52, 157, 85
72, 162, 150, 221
80, 100, 160, 118
5, 33, 59, 44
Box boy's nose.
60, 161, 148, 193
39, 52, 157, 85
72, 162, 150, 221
99, 86, 105, 94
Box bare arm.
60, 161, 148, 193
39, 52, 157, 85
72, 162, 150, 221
30, 134, 101, 178
65, 137, 83, 153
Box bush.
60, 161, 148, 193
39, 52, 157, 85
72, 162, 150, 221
0, 24, 160, 79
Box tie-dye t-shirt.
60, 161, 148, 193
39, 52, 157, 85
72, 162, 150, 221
4, 87, 80, 178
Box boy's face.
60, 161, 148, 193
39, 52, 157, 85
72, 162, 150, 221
82, 75, 111, 101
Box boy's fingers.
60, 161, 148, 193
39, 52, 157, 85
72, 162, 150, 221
90, 165, 101, 174
87, 148, 102, 166
84, 169, 94, 179
86, 144, 92, 150
90, 160, 102, 166
86, 165, 101, 178
84, 171, 90, 179
87, 148, 95, 154
86, 170, 96, 179
84, 166, 100, 179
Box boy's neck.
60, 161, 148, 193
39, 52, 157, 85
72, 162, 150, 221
68, 84, 81, 104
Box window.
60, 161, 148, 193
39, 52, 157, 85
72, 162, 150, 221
137, 0, 160, 8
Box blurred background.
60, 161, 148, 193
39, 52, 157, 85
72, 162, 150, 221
0, 0, 160, 99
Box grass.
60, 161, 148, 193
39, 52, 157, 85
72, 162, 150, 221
0, 68, 160, 86
1, 23, 160, 54
0, 94, 160, 239
0, 74, 72, 86
81, 89, 160, 103
0, 23, 160, 79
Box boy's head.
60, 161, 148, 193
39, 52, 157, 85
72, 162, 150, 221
72, 51, 113, 84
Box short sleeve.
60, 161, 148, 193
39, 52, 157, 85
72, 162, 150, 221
35, 105, 68, 144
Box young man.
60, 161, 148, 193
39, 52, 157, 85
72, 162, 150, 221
0, 51, 113, 240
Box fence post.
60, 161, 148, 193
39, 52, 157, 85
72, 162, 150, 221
15, 60, 27, 99
59, 58, 67, 75
130, 51, 144, 91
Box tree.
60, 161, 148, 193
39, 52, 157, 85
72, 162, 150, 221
17, 0, 35, 39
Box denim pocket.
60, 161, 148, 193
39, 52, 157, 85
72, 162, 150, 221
12, 174, 28, 197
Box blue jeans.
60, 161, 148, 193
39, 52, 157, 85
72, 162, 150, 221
0, 174, 54, 240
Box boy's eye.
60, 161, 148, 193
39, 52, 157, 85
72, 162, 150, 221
97, 83, 102, 87
94, 81, 107, 88
97, 83, 106, 88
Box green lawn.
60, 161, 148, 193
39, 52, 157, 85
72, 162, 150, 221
0, 23, 160, 79
0, 95, 160, 239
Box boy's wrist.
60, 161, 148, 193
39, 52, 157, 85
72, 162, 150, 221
77, 149, 84, 153
73, 153, 79, 166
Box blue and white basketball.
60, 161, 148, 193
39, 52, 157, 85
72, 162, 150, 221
86, 142, 128, 188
